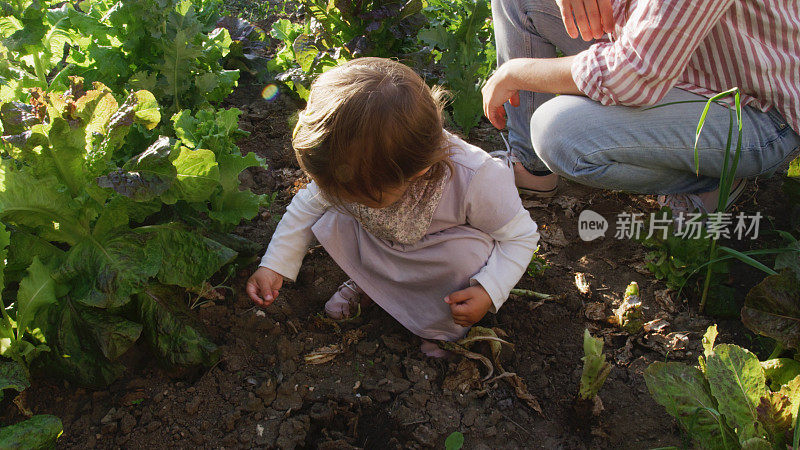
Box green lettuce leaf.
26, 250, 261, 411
77, 306, 142, 361
136, 286, 220, 368
0, 162, 85, 245
41, 301, 125, 387
762, 359, 800, 391
644, 361, 738, 449
0, 360, 29, 401
16, 257, 57, 338
160, 146, 220, 204
705, 344, 766, 441
0, 414, 62, 449
58, 231, 160, 309
143, 224, 236, 289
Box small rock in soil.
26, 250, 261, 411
372, 389, 391, 403
381, 335, 406, 352
461, 407, 479, 427
308, 402, 334, 423
100, 407, 117, 424
273, 381, 304, 411
318, 439, 359, 450
100, 422, 118, 435
411, 424, 437, 447
119, 413, 136, 434
277, 415, 310, 450
356, 340, 379, 356
185, 396, 202, 415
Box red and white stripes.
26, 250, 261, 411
572, 0, 800, 133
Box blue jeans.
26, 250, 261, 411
492, 0, 800, 194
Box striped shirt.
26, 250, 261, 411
571, 0, 800, 133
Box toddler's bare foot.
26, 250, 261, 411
324, 280, 373, 320
420, 340, 451, 358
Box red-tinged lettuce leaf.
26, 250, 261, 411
742, 270, 800, 351
0, 414, 62, 449
142, 224, 236, 289
0, 101, 44, 135
97, 136, 177, 202
39, 302, 124, 387
0, 360, 29, 402
57, 231, 160, 309
756, 391, 793, 445
136, 286, 220, 369
644, 362, 738, 449
76, 306, 142, 361
779, 376, 800, 429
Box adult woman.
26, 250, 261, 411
483, 0, 800, 213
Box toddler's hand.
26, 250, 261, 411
445, 285, 492, 327
247, 267, 283, 307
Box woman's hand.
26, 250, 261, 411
556, 0, 614, 41
246, 267, 283, 307
445, 285, 493, 327
482, 61, 522, 130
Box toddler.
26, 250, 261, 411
247, 58, 540, 356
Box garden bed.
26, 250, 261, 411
5, 77, 791, 448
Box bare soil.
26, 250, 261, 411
6, 76, 790, 449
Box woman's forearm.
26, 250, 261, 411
482, 55, 584, 129
505, 56, 582, 96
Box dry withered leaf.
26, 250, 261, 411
304, 344, 344, 365
575, 272, 591, 296
584, 302, 607, 321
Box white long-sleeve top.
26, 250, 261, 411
260, 134, 540, 313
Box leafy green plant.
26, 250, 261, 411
267, 0, 425, 100
216, 16, 270, 80
0, 79, 261, 386
1, 0, 236, 116
741, 270, 800, 356
645, 325, 800, 449
0, 414, 62, 449
578, 329, 611, 401
572, 329, 611, 423
445, 431, 465, 450
419, 0, 494, 135
526, 246, 549, 277
640, 210, 734, 304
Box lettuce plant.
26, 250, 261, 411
645, 325, 800, 449
0, 78, 261, 386
418, 0, 495, 135
0, 0, 237, 115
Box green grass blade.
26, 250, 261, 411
718, 246, 778, 275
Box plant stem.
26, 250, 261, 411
699, 238, 717, 313
510, 288, 555, 300
32, 52, 47, 84
767, 342, 784, 360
